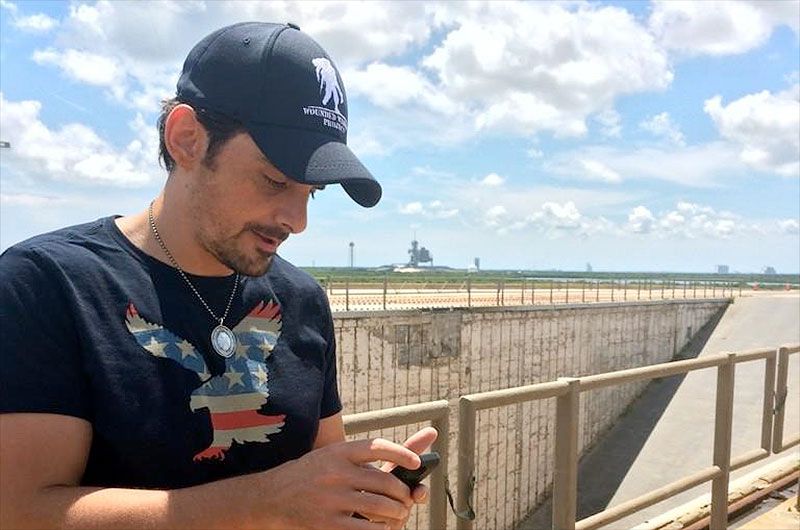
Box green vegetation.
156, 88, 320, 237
301, 267, 799, 290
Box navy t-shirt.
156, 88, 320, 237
0, 216, 341, 489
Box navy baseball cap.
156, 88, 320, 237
177, 22, 382, 207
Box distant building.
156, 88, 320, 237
474, 257, 480, 271
716, 265, 729, 274
586, 262, 592, 273
763, 266, 777, 275
408, 239, 433, 267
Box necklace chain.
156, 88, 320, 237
148, 201, 239, 326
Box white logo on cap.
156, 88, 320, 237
302, 57, 348, 135
312, 58, 342, 113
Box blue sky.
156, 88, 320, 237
1, 0, 798, 273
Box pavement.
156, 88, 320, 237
520, 293, 800, 529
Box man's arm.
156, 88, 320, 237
0, 412, 423, 530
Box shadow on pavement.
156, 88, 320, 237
519, 305, 728, 530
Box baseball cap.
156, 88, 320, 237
176, 22, 381, 207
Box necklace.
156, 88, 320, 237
148, 202, 239, 358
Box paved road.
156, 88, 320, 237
521, 293, 799, 529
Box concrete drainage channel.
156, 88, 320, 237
636, 456, 799, 530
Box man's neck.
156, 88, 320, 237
115, 192, 233, 277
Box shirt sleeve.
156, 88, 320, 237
0, 245, 92, 419
318, 289, 342, 419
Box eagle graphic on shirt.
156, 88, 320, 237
124, 300, 285, 461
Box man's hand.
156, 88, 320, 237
373, 427, 439, 529
261, 428, 438, 530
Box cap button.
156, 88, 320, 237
286, 22, 300, 30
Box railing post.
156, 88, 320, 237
582, 280, 585, 303
596, 280, 600, 302
672, 280, 675, 299
553, 378, 580, 530
710, 353, 735, 530
497, 281, 501, 307
383, 274, 388, 310
772, 346, 789, 453
457, 397, 477, 530
638, 279, 641, 300
430, 411, 449, 530
624, 279, 628, 301
762, 350, 777, 453
345, 279, 350, 311
566, 280, 570, 304
611, 281, 615, 302
522, 280, 526, 305
550, 280, 554, 305
467, 276, 472, 308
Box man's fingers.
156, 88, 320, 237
350, 490, 409, 523
380, 427, 438, 472
345, 438, 421, 470
403, 427, 438, 455
411, 484, 429, 504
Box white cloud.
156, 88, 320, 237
629, 201, 745, 239
33, 48, 123, 88
532, 201, 582, 230
595, 108, 622, 138
0, 93, 157, 187
779, 219, 800, 234
0, 0, 17, 15
0, 193, 67, 207
704, 85, 800, 177
628, 206, 656, 233
639, 112, 685, 145
545, 142, 745, 187
14, 13, 58, 33
649, 0, 799, 56
579, 159, 622, 184
399, 201, 424, 215
480, 173, 505, 186
398, 200, 458, 219
526, 148, 544, 159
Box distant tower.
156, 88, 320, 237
586, 262, 592, 273
474, 257, 480, 271
349, 242, 354, 268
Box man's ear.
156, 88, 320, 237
164, 104, 207, 170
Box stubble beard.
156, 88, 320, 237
204, 232, 276, 278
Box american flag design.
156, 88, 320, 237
125, 300, 286, 462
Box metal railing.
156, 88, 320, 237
454, 344, 799, 530
324, 278, 760, 312
339, 344, 796, 530
342, 400, 450, 530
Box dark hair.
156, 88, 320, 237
157, 97, 246, 172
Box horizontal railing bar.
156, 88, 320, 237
732, 348, 773, 363
462, 380, 569, 410
580, 354, 728, 392
730, 448, 769, 471
783, 344, 800, 354
575, 466, 722, 530
782, 433, 800, 450
343, 400, 449, 434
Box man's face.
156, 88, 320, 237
188, 132, 319, 277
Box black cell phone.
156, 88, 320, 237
391, 451, 440, 488
352, 452, 441, 519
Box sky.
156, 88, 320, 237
0, 0, 798, 273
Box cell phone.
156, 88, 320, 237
352, 452, 440, 520
391, 451, 440, 488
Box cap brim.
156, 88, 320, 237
246, 124, 382, 207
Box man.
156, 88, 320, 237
0, 22, 436, 529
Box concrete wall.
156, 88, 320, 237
334, 299, 728, 530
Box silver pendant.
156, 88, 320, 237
211, 324, 237, 358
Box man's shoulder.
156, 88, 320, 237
268, 255, 324, 295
